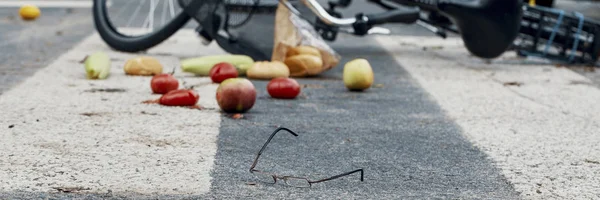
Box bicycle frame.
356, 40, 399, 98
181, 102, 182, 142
281, 0, 357, 26
179, 0, 522, 60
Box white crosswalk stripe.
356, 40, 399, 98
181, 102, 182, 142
376, 36, 600, 199
0, 30, 224, 195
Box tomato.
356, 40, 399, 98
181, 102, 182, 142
210, 62, 238, 83
267, 77, 301, 99
159, 89, 199, 106
151, 73, 179, 94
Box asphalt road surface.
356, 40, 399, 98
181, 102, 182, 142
1, 0, 600, 199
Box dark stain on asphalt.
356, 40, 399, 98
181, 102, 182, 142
148, 52, 175, 57
301, 84, 324, 89
80, 112, 104, 117
140, 111, 158, 116
52, 186, 91, 193
84, 88, 127, 93
584, 159, 600, 164
8, 124, 14, 128
503, 82, 523, 87
569, 80, 591, 85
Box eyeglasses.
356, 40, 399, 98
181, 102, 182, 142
249, 127, 364, 188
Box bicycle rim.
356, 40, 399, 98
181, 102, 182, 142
93, 0, 191, 52
105, 0, 187, 36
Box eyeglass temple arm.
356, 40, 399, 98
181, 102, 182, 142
249, 127, 299, 172
309, 169, 364, 184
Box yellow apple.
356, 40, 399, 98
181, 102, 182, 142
343, 59, 374, 91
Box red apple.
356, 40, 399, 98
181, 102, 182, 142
216, 78, 257, 113
210, 62, 238, 83
151, 73, 179, 94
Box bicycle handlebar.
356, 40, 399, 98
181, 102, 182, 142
282, 0, 357, 26
285, 0, 523, 59
366, 6, 420, 25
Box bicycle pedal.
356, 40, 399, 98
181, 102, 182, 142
314, 9, 343, 41
196, 27, 213, 46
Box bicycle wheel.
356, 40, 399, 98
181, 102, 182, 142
93, 0, 191, 52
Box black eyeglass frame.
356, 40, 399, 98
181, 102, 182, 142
249, 127, 364, 188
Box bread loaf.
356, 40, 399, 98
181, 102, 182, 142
124, 56, 163, 76
286, 46, 321, 58
284, 54, 323, 77
246, 61, 290, 80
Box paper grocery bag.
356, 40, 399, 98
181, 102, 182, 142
271, 2, 341, 77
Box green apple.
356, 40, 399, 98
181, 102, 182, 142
84, 51, 111, 79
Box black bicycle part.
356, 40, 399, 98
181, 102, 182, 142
329, 0, 352, 8
514, 5, 600, 65
391, 0, 524, 59
351, 6, 419, 36
523, 0, 555, 8
419, 17, 459, 34
427, 10, 452, 26
314, 1, 345, 41
225, 0, 279, 28
92, 0, 192, 53
225, 0, 259, 28
178, 0, 276, 61
367, 0, 397, 10
365, 6, 420, 25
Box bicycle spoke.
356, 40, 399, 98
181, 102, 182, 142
126, 0, 145, 28
104, 0, 185, 37
169, 0, 175, 18
149, 0, 157, 30
113, 0, 136, 22
141, 0, 159, 30
161, 0, 168, 27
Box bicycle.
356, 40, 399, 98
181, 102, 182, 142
92, 0, 523, 62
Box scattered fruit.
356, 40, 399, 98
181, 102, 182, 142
267, 77, 301, 99
343, 58, 374, 91
285, 54, 323, 77
124, 56, 163, 76
246, 61, 290, 80
236, 63, 253, 76
181, 55, 254, 76
19, 5, 40, 21
216, 78, 257, 113
286, 46, 321, 58
150, 72, 179, 94
209, 62, 238, 83
158, 89, 199, 106
83, 52, 111, 80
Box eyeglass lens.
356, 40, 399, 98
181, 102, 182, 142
253, 171, 276, 184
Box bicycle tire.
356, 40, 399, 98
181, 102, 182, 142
93, 0, 192, 52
